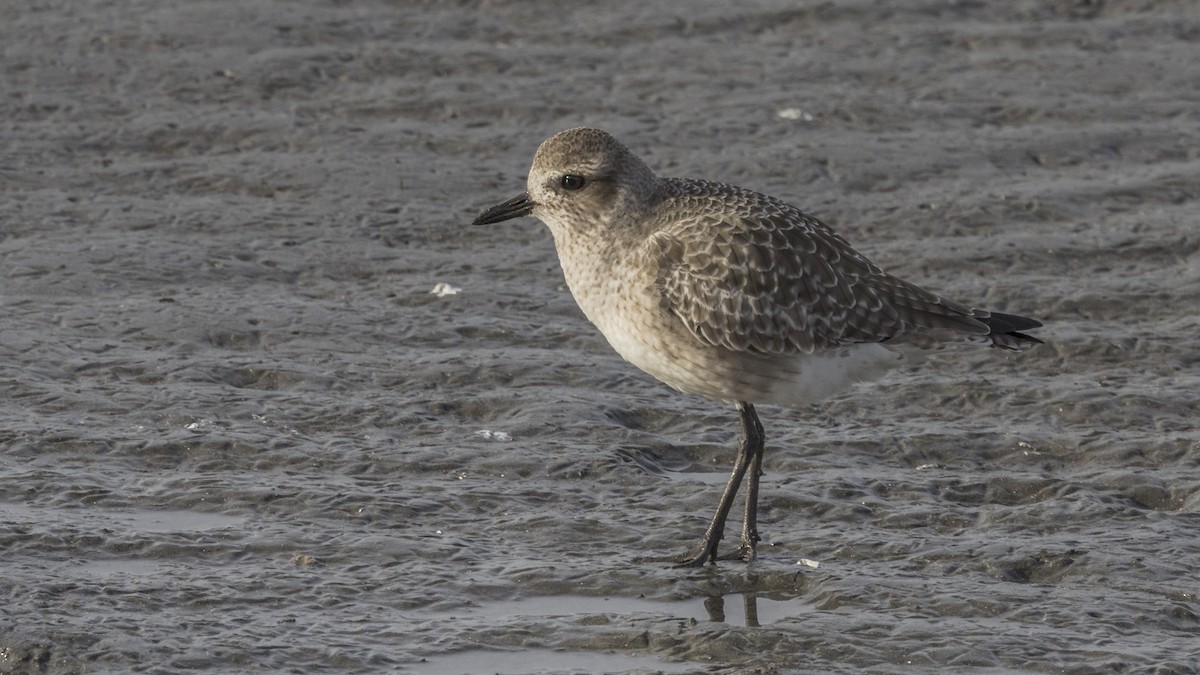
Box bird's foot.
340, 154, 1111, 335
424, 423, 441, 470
637, 538, 762, 567
723, 542, 757, 562
672, 540, 720, 568
636, 540, 720, 567
730, 530, 759, 562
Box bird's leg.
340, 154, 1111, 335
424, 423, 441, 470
733, 404, 765, 561
672, 402, 759, 567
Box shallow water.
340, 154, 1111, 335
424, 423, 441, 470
3, 0, 1200, 673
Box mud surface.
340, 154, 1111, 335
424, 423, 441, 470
3, 1, 1199, 672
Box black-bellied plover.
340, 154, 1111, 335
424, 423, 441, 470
474, 127, 1042, 567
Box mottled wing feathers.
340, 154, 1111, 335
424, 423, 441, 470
651, 179, 993, 355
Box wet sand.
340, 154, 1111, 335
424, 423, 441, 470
3, 0, 1199, 672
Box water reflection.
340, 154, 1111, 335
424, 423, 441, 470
415, 589, 807, 628
702, 592, 803, 627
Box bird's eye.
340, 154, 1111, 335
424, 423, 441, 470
560, 174, 586, 191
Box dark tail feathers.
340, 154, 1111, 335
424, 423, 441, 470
980, 311, 1043, 351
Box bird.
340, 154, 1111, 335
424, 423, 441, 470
472, 127, 1041, 567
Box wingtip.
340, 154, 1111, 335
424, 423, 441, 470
978, 311, 1043, 350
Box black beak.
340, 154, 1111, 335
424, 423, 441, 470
473, 192, 536, 225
